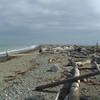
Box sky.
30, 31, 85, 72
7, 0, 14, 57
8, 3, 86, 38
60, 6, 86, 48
0, 0, 100, 46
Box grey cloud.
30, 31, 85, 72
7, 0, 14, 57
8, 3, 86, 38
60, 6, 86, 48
0, 0, 100, 45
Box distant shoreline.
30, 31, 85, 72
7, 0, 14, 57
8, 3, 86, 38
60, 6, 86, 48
0, 45, 38, 54
0, 43, 98, 52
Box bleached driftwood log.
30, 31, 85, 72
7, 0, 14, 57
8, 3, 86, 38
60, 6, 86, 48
55, 92, 60, 100
55, 64, 80, 100
75, 59, 91, 66
94, 61, 100, 71
65, 64, 80, 100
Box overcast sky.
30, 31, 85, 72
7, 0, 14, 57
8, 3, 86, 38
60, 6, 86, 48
0, 0, 100, 45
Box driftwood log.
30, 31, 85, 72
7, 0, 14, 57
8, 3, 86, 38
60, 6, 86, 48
35, 71, 100, 91
75, 59, 91, 66
66, 65, 80, 100
56, 84, 71, 100
55, 64, 80, 100
94, 61, 100, 71
55, 92, 60, 100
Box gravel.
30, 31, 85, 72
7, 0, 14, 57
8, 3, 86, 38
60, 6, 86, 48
0, 45, 100, 100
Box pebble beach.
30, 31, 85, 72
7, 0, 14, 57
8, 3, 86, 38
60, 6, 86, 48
0, 45, 100, 100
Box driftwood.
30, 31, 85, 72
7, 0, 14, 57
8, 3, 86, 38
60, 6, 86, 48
79, 61, 100, 71
66, 65, 80, 100
55, 64, 79, 100
94, 61, 100, 71
55, 64, 80, 100
35, 71, 100, 91
79, 67, 94, 70
4, 75, 16, 82
55, 81, 71, 100
75, 60, 91, 66
55, 92, 60, 100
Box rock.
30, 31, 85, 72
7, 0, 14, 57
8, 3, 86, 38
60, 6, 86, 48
47, 64, 59, 72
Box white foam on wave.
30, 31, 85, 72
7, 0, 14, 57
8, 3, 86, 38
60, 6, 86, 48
0, 45, 38, 57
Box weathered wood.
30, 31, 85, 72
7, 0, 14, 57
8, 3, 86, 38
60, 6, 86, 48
75, 59, 91, 66
56, 83, 71, 100
35, 71, 100, 91
79, 67, 95, 70
55, 64, 79, 100
67, 66, 80, 100
66, 82, 80, 100
55, 92, 60, 100
94, 61, 100, 71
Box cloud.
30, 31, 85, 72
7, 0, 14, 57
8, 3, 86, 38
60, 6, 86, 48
89, 0, 100, 15
0, 0, 100, 45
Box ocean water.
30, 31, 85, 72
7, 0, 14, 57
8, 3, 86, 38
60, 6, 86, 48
0, 32, 99, 52
0, 39, 37, 52
0, 32, 39, 52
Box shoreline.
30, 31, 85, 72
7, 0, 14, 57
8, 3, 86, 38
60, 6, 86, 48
0, 45, 38, 62
0, 43, 97, 51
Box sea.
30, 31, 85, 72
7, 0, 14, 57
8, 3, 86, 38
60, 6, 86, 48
0, 40, 37, 52
0, 32, 99, 52
0, 32, 39, 52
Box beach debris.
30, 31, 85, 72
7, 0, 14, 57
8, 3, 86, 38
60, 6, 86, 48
64, 46, 74, 51
75, 47, 82, 52
4, 75, 16, 82
47, 64, 62, 72
15, 71, 26, 75
93, 61, 100, 71
56, 63, 80, 100
48, 57, 56, 63
39, 46, 43, 53
82, 78, 88, 82
66, 64, 80, 100
35, 71, 100, 91
70, 53, 87, 58
86, 79, 100, 85
67, 58, 74, 66
94, 56, 100, 64
75, 59, 91, 67
56, 83, 71, 100
52, 47, 64, 52
55, 92, 60, 100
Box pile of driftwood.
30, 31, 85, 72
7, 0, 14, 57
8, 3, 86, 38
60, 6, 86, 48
35, 59, 100, 100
